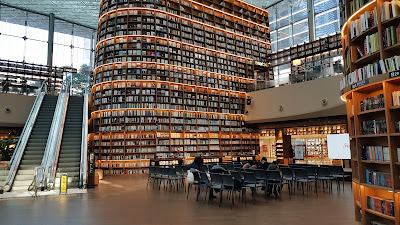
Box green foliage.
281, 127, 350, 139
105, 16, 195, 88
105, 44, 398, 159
0, 137, 19, 161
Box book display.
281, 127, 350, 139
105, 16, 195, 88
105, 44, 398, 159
91, 0, 270, 174
341, 0, 400, 224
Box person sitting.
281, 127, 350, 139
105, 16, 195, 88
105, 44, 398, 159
243, 162, 251, 169
267, 160, 279, 170
260, 157, 269, 170
248, 161, 258, 170
187, 157, 203, 170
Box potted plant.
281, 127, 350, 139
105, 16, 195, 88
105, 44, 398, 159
0, 137, 19, 162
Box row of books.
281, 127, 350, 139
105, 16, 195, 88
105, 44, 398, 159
382, 24, 400, 48
392, 91, 400, 106
361, 119, 387, 135
367, 196, 395, 217
360, 94, 385, 112
362, 145, 390, 161
340, 55, 400, 89
380, 0, 400, 22
366, 169, 392, 188
349, 0, 373, 15
356, 32, 380, 59
350, 7, 377, 39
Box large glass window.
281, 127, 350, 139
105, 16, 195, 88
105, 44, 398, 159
0, 5, 48, 64
0, 4, 95, 70
267, 0, 309, 86
314, 0, 340, 38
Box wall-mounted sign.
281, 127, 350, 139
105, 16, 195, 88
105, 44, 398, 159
62, 67, 78, 73
262, 145, 268, 152
254, 60, 269, 68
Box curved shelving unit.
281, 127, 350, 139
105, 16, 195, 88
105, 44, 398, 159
341, 1, 400, 224
90, 0, 271, 175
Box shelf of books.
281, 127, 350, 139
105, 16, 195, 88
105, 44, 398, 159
91, 0, 270, 175
341, 1, 400, 224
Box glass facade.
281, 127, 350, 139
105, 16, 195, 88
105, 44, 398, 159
0, 4, 95, 74
267, 0, 341, 87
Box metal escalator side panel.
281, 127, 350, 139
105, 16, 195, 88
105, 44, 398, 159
3, 92, 46, 192
41, 92, 69, 189
79, 93, 89, 188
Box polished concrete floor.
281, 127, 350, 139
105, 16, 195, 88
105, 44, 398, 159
0, 175, 356, 225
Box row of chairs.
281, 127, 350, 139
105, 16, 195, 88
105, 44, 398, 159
188, 170, 288, 207
284, 165, 350, 190
147, 164, 350, 207
147, 166, 186, 191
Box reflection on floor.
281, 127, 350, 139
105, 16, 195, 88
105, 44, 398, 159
0, 175, 356, 225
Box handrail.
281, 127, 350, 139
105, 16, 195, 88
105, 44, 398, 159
40, 82, 69, 189
79, 89, 89, 188
3, 82, 47, 192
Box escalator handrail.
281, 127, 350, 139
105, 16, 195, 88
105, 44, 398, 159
79, 91, 89, 188
41, 90, 69, 189
3, 82, 47, 191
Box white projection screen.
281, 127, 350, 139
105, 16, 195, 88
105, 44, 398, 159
327, 133, 351, 159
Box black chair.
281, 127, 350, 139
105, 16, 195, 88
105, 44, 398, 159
147, 166, 158, 189
221, 174, 242, 207
253, 169, 268, 198
227, 164, 235, 171
196, 171, 210, 202
304, 166, 317, 180
328, 166, 351, 190
234, 166, 243, 171
210, 173, 224, 206
230, 171, 243, 183
317, 167, 335, 192
167, 167, 182, 191
159, 167, 170, 190
293, 168, 315, 195
266, 170, 289, 198
187, 170, 200, 199
243, 172, 264, 202
281, 167, 294, 193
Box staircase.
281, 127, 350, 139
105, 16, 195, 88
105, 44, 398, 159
55, 96, 83, 189
12, 95, 57, 192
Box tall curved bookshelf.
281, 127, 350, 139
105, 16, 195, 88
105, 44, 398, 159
90, 0, 271, 175
341, 0, 400, 224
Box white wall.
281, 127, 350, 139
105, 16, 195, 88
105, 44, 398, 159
0, 93, 35, 127
245, 75, 346, 124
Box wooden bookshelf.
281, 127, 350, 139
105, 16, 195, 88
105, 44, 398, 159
91, 0, 269, 174
341, 1, 400, 224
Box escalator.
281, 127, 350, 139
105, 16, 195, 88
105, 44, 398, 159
55, 96, 84, 189
12, 95, 58, 192
3, 83, 88, 194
